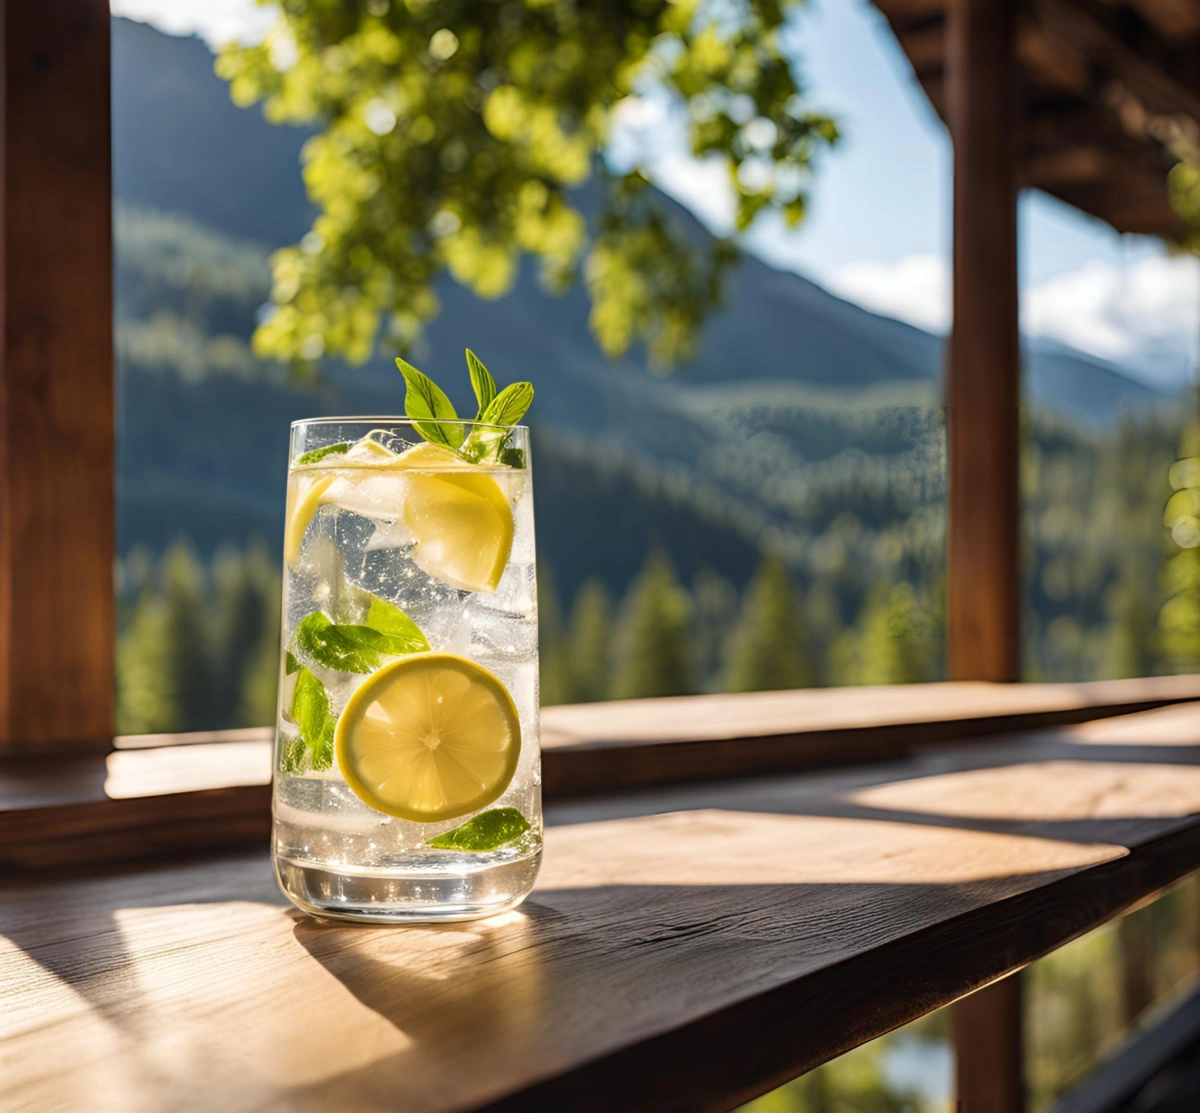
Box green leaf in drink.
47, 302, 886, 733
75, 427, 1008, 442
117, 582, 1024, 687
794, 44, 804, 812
427, 807, 532, 851
285, 650, 301, 675
395, 357, 465, 450
294, 611, 381, 674
340, 597, 430, 655
293, 596, 428, 673
287, 667, 336, 772
297, 442, 351, 465
466, 349, 497, 418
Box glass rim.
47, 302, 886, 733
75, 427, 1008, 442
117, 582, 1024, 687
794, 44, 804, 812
291, 415, 528, 433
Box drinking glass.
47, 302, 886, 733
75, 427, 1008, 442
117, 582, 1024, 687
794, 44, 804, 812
272, 418, 541, 922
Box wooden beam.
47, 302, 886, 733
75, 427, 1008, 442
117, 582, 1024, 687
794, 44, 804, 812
1034, 0, 1200, 124
0, 0, 114, 751
946, 0, 1024, 1108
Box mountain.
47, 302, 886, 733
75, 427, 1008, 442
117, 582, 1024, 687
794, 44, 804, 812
111, 16, 1170, 421
111, 15, 1179, 612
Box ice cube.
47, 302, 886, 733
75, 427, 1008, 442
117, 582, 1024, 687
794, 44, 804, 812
322, 474, 407, 522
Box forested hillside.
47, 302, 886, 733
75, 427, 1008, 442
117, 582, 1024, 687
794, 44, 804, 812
110, 18, 1194, 732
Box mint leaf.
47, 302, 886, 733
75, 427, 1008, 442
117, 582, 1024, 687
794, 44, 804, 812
281, 734, 308, 775
480, 382, 534, 428
288, 668, 336, 772
285, 650, 300, 675
427, 808, 532, 852
294, 611, 381, 674
341, 597, 430, 655
499, 446, 526, 469
298, 442, 350, 465
466, 349, 497, 418
395, 357, 465, 450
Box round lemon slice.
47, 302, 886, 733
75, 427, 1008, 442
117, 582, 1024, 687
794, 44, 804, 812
396, 443, 514, 593
284, 474, 335, 566
336, 653, 522, 822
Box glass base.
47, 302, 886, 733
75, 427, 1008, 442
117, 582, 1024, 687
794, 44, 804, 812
274, 849, 542, 924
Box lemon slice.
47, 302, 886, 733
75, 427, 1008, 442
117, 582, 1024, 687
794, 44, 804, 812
336, 653, 521, 822
284, 474, 335, 566
397, 443, 514, 593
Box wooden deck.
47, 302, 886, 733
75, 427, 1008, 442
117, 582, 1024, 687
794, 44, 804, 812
6, 701, 1200, 1113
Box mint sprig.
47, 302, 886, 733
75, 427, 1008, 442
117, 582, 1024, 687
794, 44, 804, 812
395, 349, 532, 465
283, 667, 335, 773
427, 807, 532, 851
396, 357, 465, 450
466, 349, 497, 417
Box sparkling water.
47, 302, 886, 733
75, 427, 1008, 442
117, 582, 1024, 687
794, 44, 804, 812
272, 422, 542, 922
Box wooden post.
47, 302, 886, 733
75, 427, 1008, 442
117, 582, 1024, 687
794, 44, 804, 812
0, 0, 114, 751
945, 0, 1023, 1109
945, 0, 1021, 685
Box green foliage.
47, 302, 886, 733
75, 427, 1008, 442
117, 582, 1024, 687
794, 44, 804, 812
724, 553, 809, 692
537, 564, 573, 706
567, 578, 615, 703
215, 0, 837, 369
691, 568, 739, 691
853, 581, 941, 686
737, 1025, 937, 1112
611, 551, 694, 698
116, 539, 282, 734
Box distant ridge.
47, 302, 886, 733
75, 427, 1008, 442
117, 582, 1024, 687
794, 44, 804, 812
111, 15, 1170, 428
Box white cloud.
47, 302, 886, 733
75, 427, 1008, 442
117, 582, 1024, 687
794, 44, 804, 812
820, 251, 1200, 388
826, 254, 951, 334
111, 0, 276, 47
1022, 255, 1200, 388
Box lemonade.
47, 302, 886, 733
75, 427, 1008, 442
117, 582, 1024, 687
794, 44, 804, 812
272, 408, 542, 922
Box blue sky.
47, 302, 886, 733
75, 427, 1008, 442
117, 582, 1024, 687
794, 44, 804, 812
112, 0, 1200, 388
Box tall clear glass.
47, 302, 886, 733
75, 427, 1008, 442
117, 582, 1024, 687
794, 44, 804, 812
271, 418, 541, 923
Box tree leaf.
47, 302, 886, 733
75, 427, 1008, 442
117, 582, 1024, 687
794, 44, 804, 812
294, 611, 381, 673
480, 382, 534, 428
395, 357, 465, 449
427, 807, 532, 851
297, 442, 350, 465
466, 349, 497, 419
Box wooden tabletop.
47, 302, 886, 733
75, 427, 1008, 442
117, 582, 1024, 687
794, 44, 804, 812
6, 702, 1200, 1113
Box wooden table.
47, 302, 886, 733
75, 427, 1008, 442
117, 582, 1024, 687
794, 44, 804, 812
6, 702, 1200, 1112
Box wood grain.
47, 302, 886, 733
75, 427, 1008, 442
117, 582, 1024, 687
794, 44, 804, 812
6, 707, 1200, 1112
6, 678, 1200, 867
0, 0, 114, 750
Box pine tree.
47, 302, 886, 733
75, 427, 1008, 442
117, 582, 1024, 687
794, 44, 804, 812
1106, 569, 1158, 679
537, 563, 573, 707
160, 539, 216, 731
610, 552, 694, 699
856, 582, 938, 685
566, 579, 613, 703
691, 568, 739, 692
116, 587, 178, 734
211, 540, 277, 726
723, 554, 809, 693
